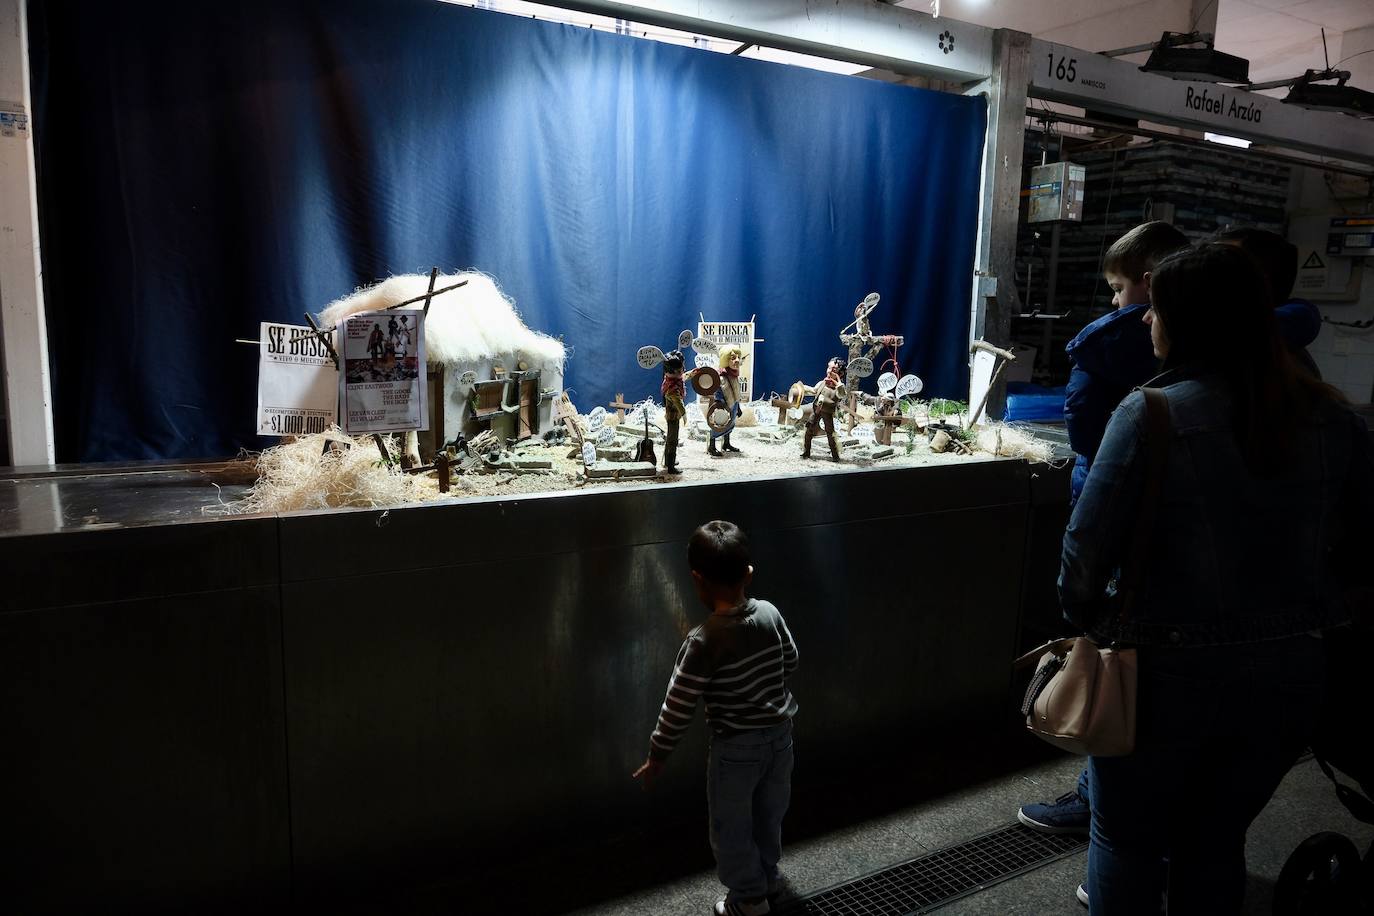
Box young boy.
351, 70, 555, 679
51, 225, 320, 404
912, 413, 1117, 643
1063, 220, 1190, 505
633, 521, 799, 916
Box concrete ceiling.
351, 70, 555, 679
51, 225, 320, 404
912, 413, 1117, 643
1215, 0, 1374, 85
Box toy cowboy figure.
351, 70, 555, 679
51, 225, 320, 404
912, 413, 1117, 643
660, 349, 688, 474
802, 357, 847, 461
708, 346, 745, 457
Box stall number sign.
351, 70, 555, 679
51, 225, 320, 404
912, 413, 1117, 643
256, 322, 337, 436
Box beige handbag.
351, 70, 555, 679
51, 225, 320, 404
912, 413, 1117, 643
1015, 636, 1139, 756
1015, 387, 1169, 758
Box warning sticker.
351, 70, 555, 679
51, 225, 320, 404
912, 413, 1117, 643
0, 108, 29, 139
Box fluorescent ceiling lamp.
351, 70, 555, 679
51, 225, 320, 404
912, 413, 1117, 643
743, 46, 869, 76
1204, 132, 1251, 148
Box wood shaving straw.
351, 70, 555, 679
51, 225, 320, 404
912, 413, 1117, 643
212, 428, 438, 514
973, 423, 1061, 465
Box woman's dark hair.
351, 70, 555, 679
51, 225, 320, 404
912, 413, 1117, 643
663, 350, 684, 374
1149, 243, 1340, 473
688, 520, 751, 586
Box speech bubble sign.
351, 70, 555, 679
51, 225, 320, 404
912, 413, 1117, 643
637, 345, 664, 370
692, 337, 718, 354
588, 406, 606, 431
848, 357, 874, 379
694, 352, 714, 369
877, 372, 897, 394
581, 442, 597, 466
677, 329, 694, 350
459, 370, 477, 385
896, 374, 924, 398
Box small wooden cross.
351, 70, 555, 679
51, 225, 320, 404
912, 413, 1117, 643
608, 392, 634, 425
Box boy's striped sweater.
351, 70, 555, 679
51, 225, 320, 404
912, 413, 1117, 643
648, 598, 799, 761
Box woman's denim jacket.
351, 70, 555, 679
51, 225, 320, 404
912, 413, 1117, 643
1059, 365, 1374, 648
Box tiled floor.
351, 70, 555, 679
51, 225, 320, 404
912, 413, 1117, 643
565, 755, 1372, 916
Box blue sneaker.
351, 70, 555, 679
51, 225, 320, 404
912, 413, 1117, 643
1017, 790, 1091, 834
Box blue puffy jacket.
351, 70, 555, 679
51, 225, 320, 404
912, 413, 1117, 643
1064, 304, 1158, 504
1276, 297, 1322, 378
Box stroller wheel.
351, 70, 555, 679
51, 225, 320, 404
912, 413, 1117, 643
1274, 831, 1363, 915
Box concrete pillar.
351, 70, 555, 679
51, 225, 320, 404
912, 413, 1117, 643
964, 28, 1031, 416
0, 0, 54, 466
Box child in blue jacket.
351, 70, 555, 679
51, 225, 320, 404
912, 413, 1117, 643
1064, 221, 1189, 504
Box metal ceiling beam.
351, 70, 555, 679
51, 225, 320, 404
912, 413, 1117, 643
537, 0, 997, 81
1033, 110, 1374, 181
1029, 37, 1374, 167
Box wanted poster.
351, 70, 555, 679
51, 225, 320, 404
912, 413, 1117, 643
339, 309, 428, 434
696, 319, 757, 402
256, 322, 338, 436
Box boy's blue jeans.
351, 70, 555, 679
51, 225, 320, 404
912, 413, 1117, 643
708, 720, 794, 903
1085, 634, 1324, 915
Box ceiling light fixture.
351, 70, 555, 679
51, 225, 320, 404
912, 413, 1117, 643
1136, 31, 1249, 84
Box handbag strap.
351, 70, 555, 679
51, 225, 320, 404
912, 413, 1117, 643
1113, 387, 1171, 630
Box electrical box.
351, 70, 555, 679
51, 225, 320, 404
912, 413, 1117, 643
1327, 216, 1374, 257
1027, 162, 1086, 223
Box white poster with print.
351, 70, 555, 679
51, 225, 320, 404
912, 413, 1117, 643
695, 319, 756, 402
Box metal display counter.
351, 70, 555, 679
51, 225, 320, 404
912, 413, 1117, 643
1, 458, 1040, 910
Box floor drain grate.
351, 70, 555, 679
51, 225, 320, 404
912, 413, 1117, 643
777, 823, 1087, 915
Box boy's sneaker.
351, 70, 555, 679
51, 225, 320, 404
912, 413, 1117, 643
714, 897, 770, 916
1017, 790, 1090, 834
1076, 883, 1089, 907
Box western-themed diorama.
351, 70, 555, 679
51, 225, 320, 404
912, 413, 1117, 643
217, 288, 1058, 515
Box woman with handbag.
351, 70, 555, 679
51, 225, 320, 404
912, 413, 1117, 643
1058, 243, 1374, 915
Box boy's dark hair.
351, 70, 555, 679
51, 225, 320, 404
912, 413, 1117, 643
1209, 227, 1298, 304
688, 520, 751, 586
1102, 221, 1190, 280
829, 357, 847, 380
663, 349, 684, 373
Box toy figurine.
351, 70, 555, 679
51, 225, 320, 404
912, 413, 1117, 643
708, 346, 745, 457
636, 330, 720, 474
802, 357, 847, 461
874, 393, 898, 446
660, 349, 688, 474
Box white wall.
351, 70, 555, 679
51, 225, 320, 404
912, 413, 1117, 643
1285, 23, 1374, 405
1289, 163, 1374, 404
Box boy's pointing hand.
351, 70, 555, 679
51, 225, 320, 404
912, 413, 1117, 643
632, 758, 664, 790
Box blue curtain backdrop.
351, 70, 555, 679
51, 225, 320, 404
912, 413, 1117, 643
29, 0, 987, 461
